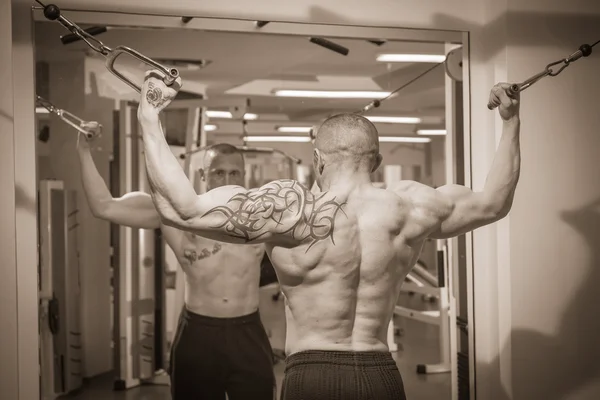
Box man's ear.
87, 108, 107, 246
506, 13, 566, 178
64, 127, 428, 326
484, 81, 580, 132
198, 168, 206, 181
313, 149, 325, 174
371, 153, 383, 173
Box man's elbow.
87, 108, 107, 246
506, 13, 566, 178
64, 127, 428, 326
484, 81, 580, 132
157, 206, 190, 230
89, 200, 111, 220
485, 198, 513, 222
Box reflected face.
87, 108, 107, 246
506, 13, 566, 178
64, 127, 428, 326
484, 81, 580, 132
203, 153, 245, 190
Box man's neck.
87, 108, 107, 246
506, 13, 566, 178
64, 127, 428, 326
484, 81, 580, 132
319, 169, 372, 191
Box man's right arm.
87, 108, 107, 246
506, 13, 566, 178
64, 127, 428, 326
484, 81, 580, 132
429, 83, 521, 238
77, 143, 161, 230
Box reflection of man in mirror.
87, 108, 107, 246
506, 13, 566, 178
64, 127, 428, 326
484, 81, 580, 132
76, 129, 275, 399
139, 71, 522, 400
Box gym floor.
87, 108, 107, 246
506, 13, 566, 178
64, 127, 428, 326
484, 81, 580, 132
65, 289, 450, 400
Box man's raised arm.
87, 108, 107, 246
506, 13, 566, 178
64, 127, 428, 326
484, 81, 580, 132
77, 122, 160, 230
429, 82, 522, 239
136, 71, 199, 229
137, 71, 342, 246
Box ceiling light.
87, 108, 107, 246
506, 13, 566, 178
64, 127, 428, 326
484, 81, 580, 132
276, 126, 312, 133
204, 124, 217, 132
36, 107, 49, 114
205, 110, 231, 118
274, 90, 391, 99
244, 136, 311, 143
366, 116, 422, 124
417, 129, 446, 135
376, 54, 446, 63
205, 111, 258, 120
379, 137, 431, 143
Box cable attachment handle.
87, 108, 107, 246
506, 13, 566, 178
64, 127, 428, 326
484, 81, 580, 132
487, 42, 595, 110
59, 111, 103, 139
105, 46, 180, 94
36, 95, 102, 139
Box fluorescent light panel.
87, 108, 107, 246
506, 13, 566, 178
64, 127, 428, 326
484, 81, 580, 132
376, 54, 446, 63
366, 116, 421, 124
277, 126, 312, 133
204, 124, 217, 132
244, 136, 311, 143
36, 107, 49, 114
274, 90, 391, 99
205, 110, 258, 120
379, 137, 431, 143
417, 129, 447, 135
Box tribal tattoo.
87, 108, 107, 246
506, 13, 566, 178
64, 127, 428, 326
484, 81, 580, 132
145, 82, 171, 109
201, 179, 346, 250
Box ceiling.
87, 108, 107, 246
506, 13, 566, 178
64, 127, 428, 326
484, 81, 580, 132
35, 21, 450, 135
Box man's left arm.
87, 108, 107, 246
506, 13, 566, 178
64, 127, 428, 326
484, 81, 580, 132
136, 71, 202, 230
429, 83, 521, 239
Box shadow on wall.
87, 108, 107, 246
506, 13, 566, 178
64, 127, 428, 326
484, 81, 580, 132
310, 5, 600, 64
15, 183, 37, 214
0, 108, 13, 121
490, 197, 600, 400
431, 10, 600, 62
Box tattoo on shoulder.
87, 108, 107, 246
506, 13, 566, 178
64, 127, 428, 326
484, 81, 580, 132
202, 179, 346, 249
145, 82, 170, 109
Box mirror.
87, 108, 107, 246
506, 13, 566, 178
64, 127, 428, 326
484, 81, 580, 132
34, 8, 470, 400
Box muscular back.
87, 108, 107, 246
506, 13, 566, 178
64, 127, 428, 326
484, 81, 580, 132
267, 182, 441, 354
170, 179, 458, 352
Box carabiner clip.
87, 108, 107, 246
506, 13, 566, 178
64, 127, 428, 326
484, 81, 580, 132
545, 59, 570, 77
105, 46, 179, 93
59, 111, 102, 139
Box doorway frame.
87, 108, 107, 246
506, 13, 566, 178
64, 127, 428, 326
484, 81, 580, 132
17, 8, 475, 398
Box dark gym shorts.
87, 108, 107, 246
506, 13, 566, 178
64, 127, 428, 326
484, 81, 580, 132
169, 308, 276, 400
280, 350, 407, 400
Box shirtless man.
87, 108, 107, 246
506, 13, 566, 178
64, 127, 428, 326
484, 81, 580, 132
76, 135, 275, 399
138, 71, 521, 400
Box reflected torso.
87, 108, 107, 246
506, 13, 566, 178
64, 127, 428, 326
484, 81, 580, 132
267, 183, 436, 355
161, 225, 265, 318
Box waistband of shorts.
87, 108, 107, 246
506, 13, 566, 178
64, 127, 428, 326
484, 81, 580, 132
181, 307, 261, 326
285, 350, 397, 369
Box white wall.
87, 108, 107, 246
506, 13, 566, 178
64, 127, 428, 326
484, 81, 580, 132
505, 2, 600, 399
6, 1, 39, 399
0, 1, 18, 399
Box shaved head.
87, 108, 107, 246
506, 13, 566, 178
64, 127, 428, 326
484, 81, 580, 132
200, 143, 245, 190
203, 143, 244, 169
314, 113, 380, 165
312, 113, 382, 188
